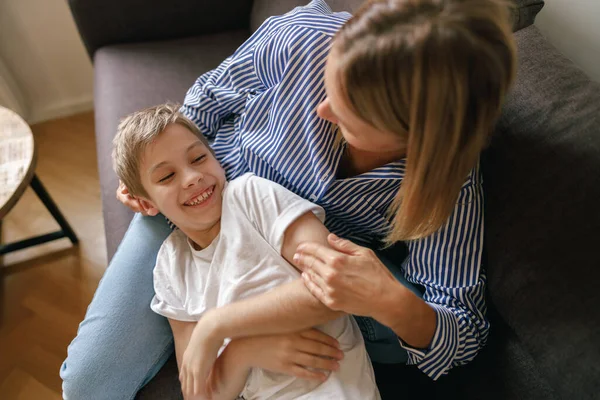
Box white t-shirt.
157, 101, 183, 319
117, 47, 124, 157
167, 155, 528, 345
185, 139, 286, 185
151, 173, 380, 400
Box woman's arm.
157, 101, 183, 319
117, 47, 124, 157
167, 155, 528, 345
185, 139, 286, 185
180, 53, 259, 141
297, 171, 487, 380
398, 176, 488, 378
297, 234, 437, 349
181, 13, 343, 143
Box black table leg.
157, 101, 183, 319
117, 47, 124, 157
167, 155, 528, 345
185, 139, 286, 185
0, 174, 78, 256
30, 175, 78, 244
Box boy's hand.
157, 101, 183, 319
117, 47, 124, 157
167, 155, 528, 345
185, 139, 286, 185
116, 180, 148, 215
237, 329, 344, 382
179, 322, 222, 399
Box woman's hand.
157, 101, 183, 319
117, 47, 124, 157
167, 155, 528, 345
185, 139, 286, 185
116, 180, 148, 215
236, 329, 344, 381
179, 319, 343, 398
294, 233, 402, 318
205, 329, 342, 398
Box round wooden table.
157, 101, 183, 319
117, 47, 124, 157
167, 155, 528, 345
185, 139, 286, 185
0, 106, 36, 218
0, 106, 78, 256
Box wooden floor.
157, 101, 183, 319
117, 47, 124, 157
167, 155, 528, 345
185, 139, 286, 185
0, 112, 106, 399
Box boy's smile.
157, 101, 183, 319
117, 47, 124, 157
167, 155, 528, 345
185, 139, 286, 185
138, 123, 226, 248
183, 186, 215, 207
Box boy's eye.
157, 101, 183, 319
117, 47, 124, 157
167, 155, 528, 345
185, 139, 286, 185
192, 155, 206, 163
158, 173, 174, 183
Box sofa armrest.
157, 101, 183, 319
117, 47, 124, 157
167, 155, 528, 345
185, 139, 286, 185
68, 0, 254, 59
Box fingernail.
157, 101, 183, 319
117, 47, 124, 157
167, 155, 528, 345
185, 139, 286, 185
330, 233, 339, 241
293, 253, 299, 262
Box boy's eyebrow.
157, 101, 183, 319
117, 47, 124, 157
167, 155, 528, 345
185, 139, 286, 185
149, 161, 167, 174
188, 141, 206, 150
148, 141, 205, 174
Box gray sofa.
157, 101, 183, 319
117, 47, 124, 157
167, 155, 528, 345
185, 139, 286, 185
68, 0, 600, 398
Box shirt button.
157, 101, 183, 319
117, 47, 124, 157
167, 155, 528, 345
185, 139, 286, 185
309, 194, 317, 202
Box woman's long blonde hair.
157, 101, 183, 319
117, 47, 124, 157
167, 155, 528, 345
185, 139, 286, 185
333, 0, 516, 243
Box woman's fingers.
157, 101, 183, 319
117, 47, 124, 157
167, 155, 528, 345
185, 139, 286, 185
294, 242, 340, 265
326, 233, 362, 255
126, 197, 146, 214
296, 330, 344, 365
292, 251, 321, 272
296, 340, 344, 361
116, 181, 149, 215
302, 272, 330, 306
293, 352, 340, 372
299, 329, 340, 350
288, 365, 328, 381
302, 265, 330, 288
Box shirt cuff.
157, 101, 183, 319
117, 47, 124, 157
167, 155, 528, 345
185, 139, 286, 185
399, 303, 460, 380
270, 201, 325, 253
150, 295, 198, 322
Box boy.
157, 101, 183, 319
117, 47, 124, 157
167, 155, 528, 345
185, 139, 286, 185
112, 104, 380, 400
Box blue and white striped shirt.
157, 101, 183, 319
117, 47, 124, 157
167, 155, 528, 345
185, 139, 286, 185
182, 0, 487, 380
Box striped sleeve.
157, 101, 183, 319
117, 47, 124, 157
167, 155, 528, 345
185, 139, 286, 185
180, 0, 344, 142
180, 45, 265, 139
180, 9, 342, 160
401, 166, 488, 380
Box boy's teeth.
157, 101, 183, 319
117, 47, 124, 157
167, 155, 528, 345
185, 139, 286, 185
186, 188, 213, 206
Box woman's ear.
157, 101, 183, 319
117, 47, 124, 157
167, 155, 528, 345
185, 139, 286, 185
138, 197, 160, 217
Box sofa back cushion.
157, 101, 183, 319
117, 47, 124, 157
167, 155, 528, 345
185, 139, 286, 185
483, 25, 600, 398
69, 0, 254, 58
512, 0, 545, 31
250, 0, 545, 32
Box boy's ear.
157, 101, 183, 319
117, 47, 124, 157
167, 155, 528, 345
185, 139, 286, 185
137, 197, 160, 217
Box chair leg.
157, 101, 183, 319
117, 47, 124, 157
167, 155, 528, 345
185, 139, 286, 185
30, 174, 78, 244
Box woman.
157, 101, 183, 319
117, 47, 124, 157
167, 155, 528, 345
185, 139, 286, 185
61, 0, 515, 398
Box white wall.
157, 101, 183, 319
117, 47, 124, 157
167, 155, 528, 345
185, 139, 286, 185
0, 57, 27, 116
0, 0, 93, 123
535, 0, 600, 82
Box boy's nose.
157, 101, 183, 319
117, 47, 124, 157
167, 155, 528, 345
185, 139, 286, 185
183, 169, 203, 188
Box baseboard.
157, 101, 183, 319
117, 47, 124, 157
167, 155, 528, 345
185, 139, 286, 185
28, 95, 94, 124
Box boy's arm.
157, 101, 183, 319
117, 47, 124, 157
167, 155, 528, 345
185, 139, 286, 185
169, 319, 249, 400
175, 211, 342, 399
200, 211, 343, 341
205, 342, 249, 400
168, 319, 195, 370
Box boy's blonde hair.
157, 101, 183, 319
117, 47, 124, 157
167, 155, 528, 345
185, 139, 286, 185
334, 0, 516, 243
112, 103, 213, 198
